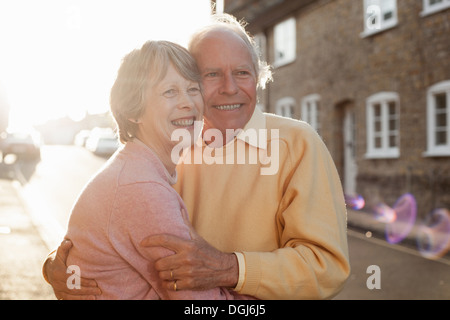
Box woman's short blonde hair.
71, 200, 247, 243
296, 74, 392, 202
110, 40, 200, 144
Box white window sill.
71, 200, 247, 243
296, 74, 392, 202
364, 150, 400, 159
423, 149, 450, 157
420, 3, 450, 17
360, 22, 398, 38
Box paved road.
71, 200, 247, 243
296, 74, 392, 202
334, 229, 450, 299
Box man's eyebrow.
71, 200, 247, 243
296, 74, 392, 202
201, 65, 253, 72
201, 68, 220, 73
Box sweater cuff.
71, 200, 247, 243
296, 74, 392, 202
238, 252, 261, 296
233, 252, 246, 291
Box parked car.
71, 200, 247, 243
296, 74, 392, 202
73, 129, 91, 147
0, 130, 41, 161
85, 128, 120, 156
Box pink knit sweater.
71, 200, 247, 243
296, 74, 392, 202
65, 140, 237, 299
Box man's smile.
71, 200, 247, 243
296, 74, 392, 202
213, 104, 242, 111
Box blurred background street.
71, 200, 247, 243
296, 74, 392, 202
1, 0, 450, 300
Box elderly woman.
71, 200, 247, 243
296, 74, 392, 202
64, 41, 239, 300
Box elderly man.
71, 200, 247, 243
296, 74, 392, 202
43, 13, 350, 300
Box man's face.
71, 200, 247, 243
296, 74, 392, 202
191, 29, 257, 136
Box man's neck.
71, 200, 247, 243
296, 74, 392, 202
202, 126, 242, 147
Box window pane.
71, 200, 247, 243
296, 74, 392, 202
435, 93, 447, 110
274, 23, 286, 59
389, 119, 397, 130
383, 11, 393, 21
276, 50, 284, 59
430, 0, 443, 5
436, 112, 447, 127
375, 119, 382, 132
436, 130, 447, 145
254, 34, 266, 61
274, 18, 296, 64
375, 137, 382, 148
388, 101, 397, 115
389, 134, 397, 147
381, 0, 396, 11
373, 103, 381, 117
368, 14, 378, 28
381, 0, 396, 21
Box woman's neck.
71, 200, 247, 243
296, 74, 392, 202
134, 136, 176, 177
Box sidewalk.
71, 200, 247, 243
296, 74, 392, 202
0, 178, 55, 300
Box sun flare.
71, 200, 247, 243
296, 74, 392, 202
0, 0, 212, 131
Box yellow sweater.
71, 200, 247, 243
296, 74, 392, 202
173, 108, 350, 300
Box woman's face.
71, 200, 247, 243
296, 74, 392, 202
136, 63, 203, 152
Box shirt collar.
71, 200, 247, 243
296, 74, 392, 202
199, 106, 268, 149
235, 106, 267, 149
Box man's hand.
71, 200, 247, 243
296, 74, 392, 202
140, 210, 239, 291
44, 239, 101, 300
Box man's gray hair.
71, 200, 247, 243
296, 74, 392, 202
188, 13, 273, 89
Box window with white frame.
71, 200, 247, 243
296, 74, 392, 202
424, 81, 450, 156
273, 17, 296, 67
362, 0, 398, 36
365, 92, 400, 158
275, 97, 295, 118
301, 94, 321, 133
421, 0, 450, 16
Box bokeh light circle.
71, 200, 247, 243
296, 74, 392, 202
373, 202, 396, 223
345, 194, 365, 210
385, 193, 417, 244
417, 208, 450, 259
